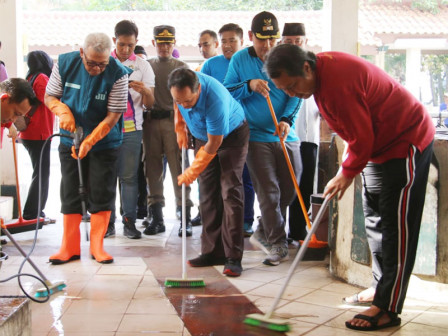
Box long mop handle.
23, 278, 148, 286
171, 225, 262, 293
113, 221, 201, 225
266, 96, 312, 230
1, 225, 49, 282
11, 138, 24, 219
264, 196, 330, 318
75, 148, 89, 241
181, 147, 187, 280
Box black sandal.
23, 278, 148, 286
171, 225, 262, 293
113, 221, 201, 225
345, 310, 401, 331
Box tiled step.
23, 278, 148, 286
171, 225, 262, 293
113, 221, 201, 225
0, 297, 31, 336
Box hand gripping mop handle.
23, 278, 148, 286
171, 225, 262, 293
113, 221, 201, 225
266, 96, 312, 230
265, 196, 330, 319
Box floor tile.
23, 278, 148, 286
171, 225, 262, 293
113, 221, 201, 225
391, 322, 448, 336
276, 301, 345, 325
226, 277, 266, 293
304, 325, 382, 335
409, 306, 448, 328
246, 282, 316, 301
117, 314, 184, 333
298, 288, 351, 308
126, 297, 177, 314
58, 313, 123, 332
64, 298, 130, 315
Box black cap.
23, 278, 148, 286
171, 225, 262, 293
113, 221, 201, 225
153, 25, 176, 43
282, 23, 306, 36
134, 45, 147, 56
251, 11, 280, 40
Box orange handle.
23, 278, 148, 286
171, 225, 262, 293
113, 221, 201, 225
11, 138, 23, 219
266, 96, 312, 230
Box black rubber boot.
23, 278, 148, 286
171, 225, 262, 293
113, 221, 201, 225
142, 206, 153, 227
178, 206, 192, 237
123, 217, 142, 239
143, 204, 165, 235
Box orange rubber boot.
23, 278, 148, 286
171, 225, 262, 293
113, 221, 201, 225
90, 211, 114, 264
49, 214, 82, 265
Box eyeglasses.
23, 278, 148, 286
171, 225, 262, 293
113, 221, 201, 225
83, 54, 109, 69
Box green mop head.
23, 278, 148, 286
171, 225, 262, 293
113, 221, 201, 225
164, 277, 205, 288
244, 313, 290, 332
34, 280, 67, 297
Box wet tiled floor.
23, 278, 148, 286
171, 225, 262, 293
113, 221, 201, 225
1, 139, 448, 335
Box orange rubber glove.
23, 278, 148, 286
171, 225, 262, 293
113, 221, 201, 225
47, 99, 76, 133
71, 121, 111, 159
174, 104, 188, 149
178, 146, 216, 186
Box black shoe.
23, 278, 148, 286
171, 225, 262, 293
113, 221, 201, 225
178, 222, 192, 237
143, 204, 165, 235
143, 222, 165, 235
176, 205, 182, 220
191, 212, 202, 226
223, 258, 242, 277
104, 222, 115, 238
123, 217, 142, 239
188, 254, 226, 267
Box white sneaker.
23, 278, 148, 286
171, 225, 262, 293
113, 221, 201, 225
263, 245, 289, 266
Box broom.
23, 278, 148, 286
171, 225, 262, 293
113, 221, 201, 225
3, 138, 45, 234
1, 219, 66, 297
244, 196, 330, 332
265, 96, 328, 257
164, 147, 205, 288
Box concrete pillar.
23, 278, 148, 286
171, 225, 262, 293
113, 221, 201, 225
0, 0, 24, 77
375, 51, 386, 70
405, 48, 421, 99
322, 0, 358, 54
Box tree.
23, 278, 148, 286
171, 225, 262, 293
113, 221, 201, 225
40, 0, 323, 11
422, 54, 448, 106
369, 0, 448, 14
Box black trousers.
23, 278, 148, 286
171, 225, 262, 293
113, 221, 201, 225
196, 122, 249, 260
21, 139, 51, 219
59, 144, 119, 215
288, 142, 318, 240
366, 142, 433, 314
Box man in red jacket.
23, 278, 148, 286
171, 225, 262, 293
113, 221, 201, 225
264, 44, 435, 332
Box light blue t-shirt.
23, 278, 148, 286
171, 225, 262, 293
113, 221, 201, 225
177, 72, 245, 142
200, 55, 230, 84
224, 47, 302, 142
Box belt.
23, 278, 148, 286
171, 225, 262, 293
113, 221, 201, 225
150, 109, 172, 119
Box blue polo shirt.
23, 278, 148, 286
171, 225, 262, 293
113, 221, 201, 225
177, 72, 245, 142
224, 47, 302, 143
200, 55, 230, 84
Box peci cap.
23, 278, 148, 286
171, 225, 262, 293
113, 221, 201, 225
153, 25, 176, 43
251, 11, 280, 40
282, 23, 306, 36
134, 45, 147, 56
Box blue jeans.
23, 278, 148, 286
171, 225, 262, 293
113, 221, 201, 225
118, 130, 142, 222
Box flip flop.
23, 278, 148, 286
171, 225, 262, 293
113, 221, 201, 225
345, 310, 401, 331
342, 293, 373, 306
